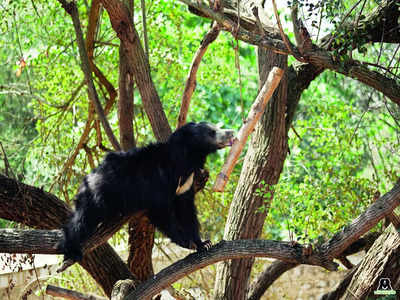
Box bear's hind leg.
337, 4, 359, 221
61, 202, 104, 262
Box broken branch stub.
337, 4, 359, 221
213, 66, 284, 192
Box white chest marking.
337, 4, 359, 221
176, 172, 194, 195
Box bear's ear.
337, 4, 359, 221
170, 122, 196, 140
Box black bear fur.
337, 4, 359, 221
59, 122, 235, 262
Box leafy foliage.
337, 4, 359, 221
265, 71, 400, 242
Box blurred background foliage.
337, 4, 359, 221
0, 0, 399, 295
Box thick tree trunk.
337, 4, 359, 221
213, 49, 289, 300
213, 47, 324, 298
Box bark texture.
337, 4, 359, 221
127, 215, 155, 282
213, 44, 324, 299
100, 0, 171, 142
125, 239, 337, 300
213, 49, 289, 300
343, 225, 400, 299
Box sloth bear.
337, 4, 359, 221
59, 122, 235, 262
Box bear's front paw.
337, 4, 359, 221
175, 239, 197, 250
196, 240, 212, 252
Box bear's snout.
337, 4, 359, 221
216, 128, 236, 148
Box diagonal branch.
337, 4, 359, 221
271, 0, 305, 62
307, 52, 400, 106
177, 22, 221, 128
248, 231, 380, 300
248, 261, 298, 300
58, 0, 121, 151
100, 0, 171, 142
319, 179, 400, 258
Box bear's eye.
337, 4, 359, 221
208, 130, 216, 137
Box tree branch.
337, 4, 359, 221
343, 224, 400, 299
118, 0, 135, 151
271, 0, 305, 62
46, 284, 107, 300
247, 231, 380, 300
0, 174, 133, 297
177, 22, 221, 128
58, 0, 121, 151
123, 239, 337, 299
248, 261, 298, 300
213, 66, 285, 192
126, 179, 399, 299
319, 179, 400, 259
100, 0, 172, 142
180, 0, 400, 106
0, 229, 61, 254
2, 175, 398, 298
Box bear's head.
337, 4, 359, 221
169, 122, 235, 154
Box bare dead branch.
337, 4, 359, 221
213, 67, 284, 192
177, 23, 221, 128
46, 284, 107, 300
